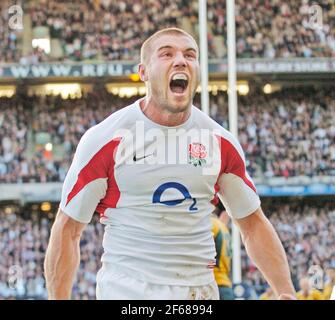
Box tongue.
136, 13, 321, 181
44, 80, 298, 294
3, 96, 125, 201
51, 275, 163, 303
171, 85, 184, 93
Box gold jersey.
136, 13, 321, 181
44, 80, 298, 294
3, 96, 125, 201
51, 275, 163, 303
297, 289, 324, 300
211, 215, 232, 287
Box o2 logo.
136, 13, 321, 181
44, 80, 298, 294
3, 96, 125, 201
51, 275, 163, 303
152, 182, 198, 212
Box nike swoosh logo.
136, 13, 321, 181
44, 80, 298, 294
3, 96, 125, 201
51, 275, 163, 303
133, 153, 154, 162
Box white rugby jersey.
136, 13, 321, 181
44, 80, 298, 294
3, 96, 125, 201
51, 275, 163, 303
60, 98, 261, 286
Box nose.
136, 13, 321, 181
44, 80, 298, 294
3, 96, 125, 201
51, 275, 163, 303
173, 51, 187, 68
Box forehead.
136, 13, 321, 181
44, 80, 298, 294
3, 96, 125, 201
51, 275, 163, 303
151, 34, 198, 53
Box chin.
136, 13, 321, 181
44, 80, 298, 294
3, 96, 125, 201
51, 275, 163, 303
166, 94, 191, 112
168, 101, 190, 113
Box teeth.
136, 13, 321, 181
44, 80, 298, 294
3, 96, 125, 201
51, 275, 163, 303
172, 74, 188, 81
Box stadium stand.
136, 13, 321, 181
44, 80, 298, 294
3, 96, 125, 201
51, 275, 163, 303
1, 86, 334, 183
0, 207, 104, 299
1, 0, 335, 62
0, 201, 334, 299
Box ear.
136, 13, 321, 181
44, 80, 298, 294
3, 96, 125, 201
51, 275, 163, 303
138, 63, 148, 82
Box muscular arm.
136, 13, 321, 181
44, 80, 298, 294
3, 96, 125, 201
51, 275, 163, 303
234, 207, 296, 299
44, 209, 86, 300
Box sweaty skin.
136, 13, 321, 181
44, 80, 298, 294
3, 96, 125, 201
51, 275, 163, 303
138, 34, 200, 127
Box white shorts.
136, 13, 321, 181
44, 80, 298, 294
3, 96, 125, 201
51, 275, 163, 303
96, 263, 219, 300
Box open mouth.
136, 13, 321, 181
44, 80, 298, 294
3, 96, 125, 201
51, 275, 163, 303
169, 76, 189, 94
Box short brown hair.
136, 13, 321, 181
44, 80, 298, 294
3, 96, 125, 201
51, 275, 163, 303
140, 28, 198, 64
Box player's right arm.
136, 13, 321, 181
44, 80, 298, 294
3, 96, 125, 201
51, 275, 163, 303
44, 125, 121, 299
44, 209, 86, 299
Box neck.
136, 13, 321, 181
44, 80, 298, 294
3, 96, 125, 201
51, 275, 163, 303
140, 96, 191, 127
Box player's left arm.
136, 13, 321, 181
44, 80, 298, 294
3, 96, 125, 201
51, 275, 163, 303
216, 132, 296, 299
233, 207, 296, 300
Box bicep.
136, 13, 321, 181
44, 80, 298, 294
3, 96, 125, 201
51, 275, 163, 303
60, 177, 107, 223
217, 173, 261, 220
216, 133, 260, 220
59, 130, 110, 224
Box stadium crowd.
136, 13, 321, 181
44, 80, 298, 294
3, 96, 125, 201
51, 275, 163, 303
1, 86, 335, 183
0, 91, 127, 183
213, 87, 335, 178
242, 201, 335, 299
1, 0, 335, 63
0, 202, 334, 299
0, 209, 103, 299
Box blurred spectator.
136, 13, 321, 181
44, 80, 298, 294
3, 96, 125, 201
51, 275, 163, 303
296, 277, 324, 300
211, 204, 234, 300
323, 268, 335, 299
0, 95, 30, 183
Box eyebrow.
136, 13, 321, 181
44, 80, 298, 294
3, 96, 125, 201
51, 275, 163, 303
157, 46, 197, 54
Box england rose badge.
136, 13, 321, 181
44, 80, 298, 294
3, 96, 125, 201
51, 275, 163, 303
188, 142, 207, 167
